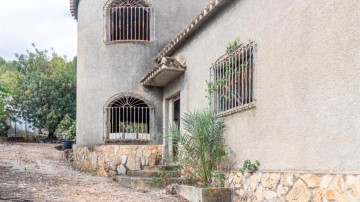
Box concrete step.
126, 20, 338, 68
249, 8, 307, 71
142, 165, 181, 171
127, 170, 181, 178
115, 176, 183, 191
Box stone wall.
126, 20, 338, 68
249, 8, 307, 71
73, 144, 162, 177
226, 171, 360, 202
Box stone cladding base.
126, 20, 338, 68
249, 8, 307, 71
72, 144, 162, 176
226, 171, 360, 201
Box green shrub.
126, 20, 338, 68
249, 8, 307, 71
239, 160, 260, 174
168, 108, 226, 187
55, 114, 76, 141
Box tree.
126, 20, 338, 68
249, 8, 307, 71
1, 47, 76, 138
0, 84, 10, 136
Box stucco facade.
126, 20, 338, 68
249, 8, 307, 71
161, 0, 360, 172
75, 0, 209, 146
73, 0, 360, 176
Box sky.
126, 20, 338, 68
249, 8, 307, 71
0, 0, 77, 61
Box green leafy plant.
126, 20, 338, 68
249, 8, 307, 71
55, 114, 76, 141
212, 171, 225, 187
239, 160, 260, 174
168, 108, 226, 187
152, 166, 182, 185
226, 38, 240, 54
206, 38, 243, 105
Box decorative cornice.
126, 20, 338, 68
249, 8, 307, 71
141, 57, 186, 86
154, 0, 230, 62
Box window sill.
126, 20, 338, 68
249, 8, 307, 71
104, 139, 154, 145
217, 102, 256, 117
104, 40, 153, 45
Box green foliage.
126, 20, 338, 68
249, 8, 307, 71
0, 84, 10, 136
55, 114, 76, 141
239, 160, 260, 174
1, 46, 77, 138
206, 38, 242, 103
226, 38, 240, 54
152, 166, 181, 185
168, 108, 226, 187
212, 171, 225, 187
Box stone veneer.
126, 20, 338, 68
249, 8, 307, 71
226, 172, 360, 202
72, 144, 162, 177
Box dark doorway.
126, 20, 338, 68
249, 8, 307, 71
173, 98, 180, 158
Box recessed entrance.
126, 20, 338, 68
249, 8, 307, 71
172, 95, 180, 158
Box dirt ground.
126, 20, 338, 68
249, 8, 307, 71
0, 142, 180, 202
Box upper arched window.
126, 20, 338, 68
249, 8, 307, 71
104, 0, 151, 42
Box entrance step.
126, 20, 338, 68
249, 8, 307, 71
142, 165, 181, 171
127, 170, 181, 178
115, 176, 183, 191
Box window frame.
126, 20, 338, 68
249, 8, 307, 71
209, 41, 257, 116
103, 93, 155, 143
103, 0, 154, 44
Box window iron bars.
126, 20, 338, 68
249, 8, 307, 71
107, 106, 151, 141
210, 41, 256, 114
107, 6, 150, 41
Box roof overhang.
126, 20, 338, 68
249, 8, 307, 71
70, 0, 80, 20
154, 0, 230, 62
141, 57, 186, 87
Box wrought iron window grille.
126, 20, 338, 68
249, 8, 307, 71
105, 96, 152, 141
104, 0, 153, 42
209, 41, 257, 116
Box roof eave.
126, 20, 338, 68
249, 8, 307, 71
70, 0, 80, 20
154, 0, 230, 62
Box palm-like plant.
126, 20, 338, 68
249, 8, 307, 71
168, 108, 226, 186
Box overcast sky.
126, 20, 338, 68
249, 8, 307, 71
0, 0, 77, 61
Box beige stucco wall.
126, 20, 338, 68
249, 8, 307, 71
163, 0, 360, 171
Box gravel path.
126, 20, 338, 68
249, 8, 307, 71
0, 142, 179, 202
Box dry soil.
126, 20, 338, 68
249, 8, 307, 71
0, 142, 180, 202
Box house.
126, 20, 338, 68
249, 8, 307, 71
71, 0, 360, 200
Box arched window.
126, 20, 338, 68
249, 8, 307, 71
106, 96, 152, 141
105, 0, 151, 42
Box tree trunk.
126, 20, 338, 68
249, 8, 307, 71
48, 132, 55, 139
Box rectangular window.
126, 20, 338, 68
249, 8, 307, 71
209, 41, 256, 115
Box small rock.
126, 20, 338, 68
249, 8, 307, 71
300, 174, 320, 188
255, 185, 263, 201
313, 188, 324, 202
263, 190, 277, 200
346, 175, 356, 190
117, 164, 127, 175
261, 173, 280, 189
277, 184, 286, 196
351, 182, 360, 200
333, 175, 345, 193
281, 173, 294, 187
121, 155, 128, 165
320, 175, 334, 189
286, 180, 311, 202
326, 189, 336, 201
